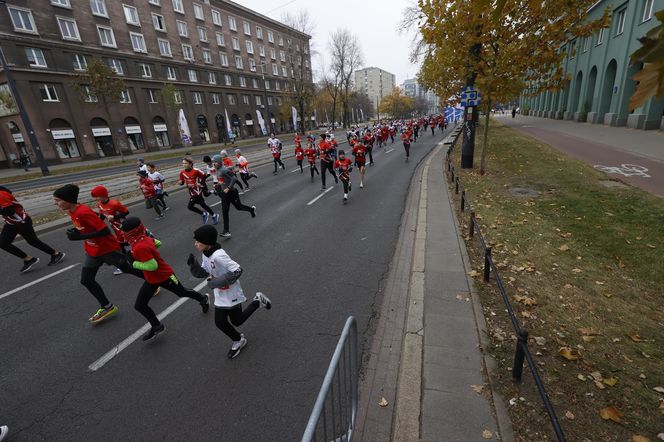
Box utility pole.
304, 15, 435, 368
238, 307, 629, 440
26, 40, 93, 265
0, 47, 50, 175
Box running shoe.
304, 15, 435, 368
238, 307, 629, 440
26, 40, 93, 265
244, 187, 251, 192
220, 231, 232, 238
201, 213, 209, 224
200, 293, 210, 313
153, 286, 161, 297
89, 305, 118, 324
254, 292, 272, 310
142, 323, 165, 342
251, 206, 256, 218
321, 186, 326, 190
251, 172, 258, 179
113, 267, 124, 276
360, 182, 364, 189
48, 252, 66, 266
227, 334, 247, 359
20, 257, 39, 273
343, 197, 348, 204
0, 425, 8, 442
164, 205, 170, 211
211, 213, 220, 225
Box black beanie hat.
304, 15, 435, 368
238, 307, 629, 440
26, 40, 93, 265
137, 170, 148, 177
193, 225, 218, 245
121, 216, 142, 232
53, 184, 79, 203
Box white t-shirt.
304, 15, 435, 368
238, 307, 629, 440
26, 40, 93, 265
201, 248, 246, 308
148, 171, 165, 191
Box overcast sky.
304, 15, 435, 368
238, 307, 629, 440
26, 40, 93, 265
237, 0, 421, 85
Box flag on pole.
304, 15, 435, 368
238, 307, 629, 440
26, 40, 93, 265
224, 108, 234, 140
324, 110, 329, 126
291, 106, 298, 132
178, 109, 191, 145
256, 110, 267, 136
360, 108, 365, 122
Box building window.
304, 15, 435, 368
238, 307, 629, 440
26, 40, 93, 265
280, 50, 286, 62
147, 89, 158, 103
249, 58, 256, 72
282, 66, 288, 77
212, 9, 222, 26
252, 78, 259, 88
212, 93, 220, 104
72, 54, 87, 71
270, 63, 277, 75
153, 13, 166, 32
597, 28, 605, 45
40, 84, 59, 102
240, 94, 249, 105
239, 76, 247, 87
197, 26, 208, 42
224, 74, 232, 86
202, 49, 212, 64
267, 30, 274, 43
278, 35, 284, 46
182, 44, 194, 61
615, 9, 626, 36
82, 85, 97, 102
256, 26, 263, 40
123, 5, 140, 25
227, 94, 236, 105
232, 37, 240, 51
246, 40, 254, 54
582, 37, 590, 52
130, 32, 147, 53
172, 0, 184, 14
569, 39, 577, 58
193, 92, 203, 104
107, 58, 124, 75
187, 69, 198, 82
235, 55, 244, 69
166, 66, 177, 80
57, 17, 81, 41
119, 89, 131, 103
8, 7, 38, 34
97, 26, 117, 47
158, 39, 172, 56
173, 91, 182, 104
229, 16, 237, 31
216, 32, 225, 47
643, 0, 654, 22
193, 3, 204, 20
90, 0, 108, 17
259, 45, 265, 57
149, 0, 160, 5
255, 95, 262, 105
208, 72, 217, 84
270, 48, 276, 60
25, 48, 47, 68
267, 96, 273, 105
243, 21, 251, 35
220, 52, 229, 66
51, 0, 71, 7
139, 63, 152, 78
265, 80, 270, 90
275, 81, 280, 91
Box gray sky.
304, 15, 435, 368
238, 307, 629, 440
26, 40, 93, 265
237, 0, 420, 85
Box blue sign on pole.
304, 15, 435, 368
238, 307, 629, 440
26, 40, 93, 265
460, 87, 481, 107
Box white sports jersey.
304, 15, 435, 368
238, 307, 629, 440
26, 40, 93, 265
200, 248, 246, 307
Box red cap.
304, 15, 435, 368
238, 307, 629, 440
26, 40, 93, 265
90, 185, 109, 199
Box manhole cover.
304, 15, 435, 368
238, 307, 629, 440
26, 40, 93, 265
508, 187, 539, 198
599, 180, 629, 189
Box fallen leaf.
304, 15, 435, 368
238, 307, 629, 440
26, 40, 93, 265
599, 406, 623, 423
603, 377, 618, 387
482, 429, 493, 439
659, 402, 664, 416
578, 327, 599, 336
378, 397, 388, 407
534, 336, 546, 346
654, 386, 664, 394
563, 283, 573, 289
577, 374, 587, 381
595, 281, 605, 285
633, 436, 651, 442
590, 371, 603, 381
572, 268, 583, 273
657, 432, 664, 440
559, 244, 570, 251
559, 347, 581, 361
468, 270, 480, 278
565, 410, 575, 420
628, 332, 646, 342
581, 336, 595, 343
514, 295, 537, 306
471, 384, 484, 394
594, 381, 606, 390
646, 244, 656, 249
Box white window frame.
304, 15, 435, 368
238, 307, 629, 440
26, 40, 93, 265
51, 0, 71, 8
642, 0, 654, 22
82, 85, 98, 103
252, 78, 259, 89
139, 63, 152, 78
152, 13, 166, 32
242, 94, 249, 105
275, 80, 280, 91
255, 95, 262, 105
239, 76, 247, 87
173, 91, 182, 104
259, 45, 265, 57
8, 7, 38, 34
202, 49, 212, 64
278, 35, 283, 46
149, 0, 160, 5
172, 0, 184, 14
272, 63, 278, 75
198, 26, 208, 42
615, 9, 626, 36
282, 66, 288, 77
97, 25, 117, 48
208, 72, 217, 84
597, 28, 605, 45
243, 21, 251, 35
256, 26, 263, 40
123, 4, 140, 26
158, 39, 172, 57
107, 58, 124, 75
232, 36, 240, 51
193, 3, 204, 20
224, 74, 232, 86
176, 20, 188, 37
26, 48, 47, 68
130, 32, 147, 53
166, 66, 177, 80
582, 36, 590, 52
235, 55, 244, 69
265, 79, 270, 90
228, 16, 237, 31
119, 89, 131, 104
182, 44, 194, 61
212, 9, 222, 26
90, 0, 108, 18
246, 40, 254, 54
227, 94, 236, 105
147, 89, 158, 104
57, 16, 81, 41
187, 69, 198, 82
280, 50, 286, 62
248, 58, 256, 72
220, 52, 229, 66
40, 84, 59, 102
267, 96, 273, 105
212, 93, 220, 104
267, 30, 274, 43
270, 48, 276, 60
72, 54, 87, 71
216, 32, 225, 47
193, 91, 203, 104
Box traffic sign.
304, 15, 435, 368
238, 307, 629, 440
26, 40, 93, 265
460, 87, 481, 107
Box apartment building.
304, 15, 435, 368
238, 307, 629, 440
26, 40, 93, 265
353, 67, 395, 112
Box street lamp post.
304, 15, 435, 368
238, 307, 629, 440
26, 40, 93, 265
0, 47, 50, 176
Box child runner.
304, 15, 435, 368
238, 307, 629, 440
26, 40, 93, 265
401, 129, 412, 162
146, 163, 168, 210
351, 139, 368, 188
234, 149, 258, 191
188, 225, 271, 359
91, 185, 130, 276
304, 141, 320, 182
334, 150, 353, 204
53, 184, 144, 324
120, 217, 210, 342
318, 134, 338, 190
178, 157, 218, 225
212, 154, 256, 238
138, 170, 165, 220
0, 185, 65, 273
268, 133, 285, 174
220, 150, 243, 192
294, 142, 305, 173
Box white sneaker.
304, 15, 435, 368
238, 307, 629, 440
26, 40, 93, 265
0, 425, 8, 442
113, 268, 123, 276
360, 182, 364, 189
254, 292, 272, 309
228, 334, 247, 359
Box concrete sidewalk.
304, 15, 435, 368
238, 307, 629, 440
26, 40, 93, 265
357, 130, 511, 441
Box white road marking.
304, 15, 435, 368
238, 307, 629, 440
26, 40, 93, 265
0, 263, 80, 301
385, 148, 395, 154
290, 165, 310, 173
210, 201, 221, 207
306, 186, 335, 206
88, 279, 208, 372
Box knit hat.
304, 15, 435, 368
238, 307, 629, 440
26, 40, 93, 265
121, 216, 141, 232
193, 225, 218, 245
137, 170, 148, 178
220, 150, 228, 157
90, 185, 109, 199
53, 184, 79, 203
212, 154, 222, 164
203, 155, 212, 163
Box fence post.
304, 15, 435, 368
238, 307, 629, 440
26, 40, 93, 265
483, 247, 492, 282
469, 210, 475, 238
450, 166, 455, 184
455, 176, 460, 194
512, 329, 529, 381
460, 190, 465, 212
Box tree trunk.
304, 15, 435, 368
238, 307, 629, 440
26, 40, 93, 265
479, 99, 492, 175
103, 97, 124, 162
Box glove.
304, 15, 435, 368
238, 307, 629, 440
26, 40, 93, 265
153, 238, 162, 248
187, 253, 209, 278
66, 227, 82, 240
348, 167, 353, 173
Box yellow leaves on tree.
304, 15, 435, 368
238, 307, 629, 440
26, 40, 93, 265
628, 10, 664, 111
378, 88, 415, 119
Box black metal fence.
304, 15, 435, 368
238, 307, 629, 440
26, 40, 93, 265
444, 128, 566, 442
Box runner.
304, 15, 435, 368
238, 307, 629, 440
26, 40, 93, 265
53, 184, 144, 324
318, 134, 338, 190
138, 170, 165, 220
120, 217, 210, 342
137, 157, 148, 174
91, 185, 130, 276
220, 150, 243, 192
212, 154, 256, 238
304, 140, 319, 182
334, 150, 353, 204
268, 133, 285, 174
294, 142, 305, 173
178, 157, 218, 225
235, 149, 258, 191
188, 224, 272, 359
362, 130, 375, 166
146, 163, 168, 210
401, 129, 412, 162
0, 185, 65, 273
351, 139, 368, 188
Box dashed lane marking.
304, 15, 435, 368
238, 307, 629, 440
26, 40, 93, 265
0, 263, 80, 301
306, 186, 335, 206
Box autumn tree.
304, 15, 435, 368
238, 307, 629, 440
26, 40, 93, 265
415, 0, 609, 173
75, 58, 127, 161
629, 9, 664, 111
324, 28, 363, 129
379, 87, 416, 119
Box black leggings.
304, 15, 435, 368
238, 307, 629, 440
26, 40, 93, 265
367, 147, 374, 164
214, 301, 259, 341
221, 188, 253, 233
341, 179, 350, 194
404, 143, 411, 157
309, 163, 319, 178
81, 251, 144, 307
239, 172, 255, 188
297, 159, 303, 172
320, 161, 337, 187
273, 155, 284, 172
0, 218, 55, 260
187, 194, 214, 215
135, 275, 205, 327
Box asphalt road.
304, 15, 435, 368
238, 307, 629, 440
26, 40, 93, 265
0, 129, 449, 441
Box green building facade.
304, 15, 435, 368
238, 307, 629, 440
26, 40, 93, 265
519, 0, 664, 131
